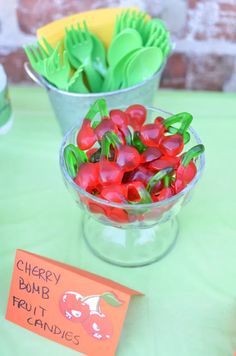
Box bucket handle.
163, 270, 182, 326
24, 62, 45, 88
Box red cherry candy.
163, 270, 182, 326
74, 162, 99, 190
109, 109, 128, 128
116, 146, 140, 172
177, 161, 197, 183
154, 116, 165, 127
126, 181, 147, 203
157, 186, 174, 201
160, 134, 184, 156
94, 119, 118, 141
175, 161, 197, 193
124, 165, 153, 185
140, 123, 164, 147
149, 155, 180, 171
99, 159, 123, 186
77, 119, 97, 150
126, 104, 146, 130
140, 147, 162, 163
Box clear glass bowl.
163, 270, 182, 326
59, 107, 205, 267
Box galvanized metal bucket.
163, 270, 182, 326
24, 62, 164, 135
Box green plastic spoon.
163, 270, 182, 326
107, 28, 142, 68
102, 48, 141, 91
125, 47, 163, 87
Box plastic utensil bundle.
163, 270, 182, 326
24, 9, 172, 93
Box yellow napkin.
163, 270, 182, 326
37, 7, 138, 48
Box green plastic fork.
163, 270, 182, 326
37, 37, 54, 56
44, 49, 71, 91
146, 28, 166, 47
24, 44, 47, 76
65, 22, 103, 92
24, 38, 61, 78
142, 19, 166, 43
143, 19, 171, 56
65, 25, 107, 78
114, 10, 148, 37
114, 11, 171, 58
67, 66, 89, 93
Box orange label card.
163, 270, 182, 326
6, 250, 142, 356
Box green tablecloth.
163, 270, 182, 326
1, 87, 236, 356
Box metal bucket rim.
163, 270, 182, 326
25, 61, 165, 97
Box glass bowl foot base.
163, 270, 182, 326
82, 214, 179, 267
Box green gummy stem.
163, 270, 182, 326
182, 144, 205, 167
147, 167, 173, 192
